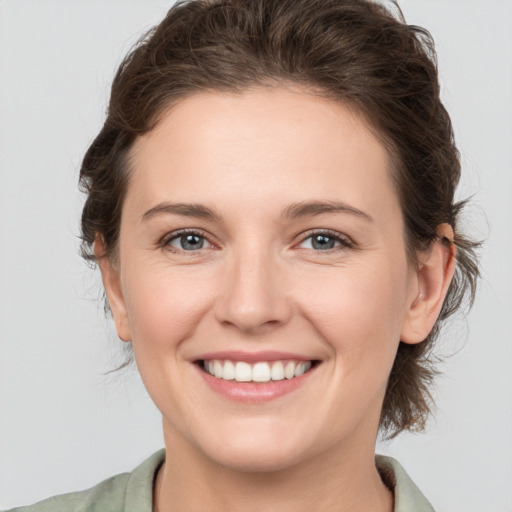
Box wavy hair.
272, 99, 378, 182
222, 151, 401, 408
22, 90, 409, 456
79, 0, 479, 437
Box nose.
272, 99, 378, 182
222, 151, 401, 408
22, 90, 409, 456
214, 243, 292, 334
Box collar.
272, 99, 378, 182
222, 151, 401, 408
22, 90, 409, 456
376, 454, 435, 511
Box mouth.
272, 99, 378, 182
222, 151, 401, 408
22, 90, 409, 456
196, 358, 319, 383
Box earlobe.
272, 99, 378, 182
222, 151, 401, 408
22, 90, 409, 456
401, 224, 456, 345
94, 236, 131, 342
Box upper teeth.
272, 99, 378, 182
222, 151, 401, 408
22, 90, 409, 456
203, 360, 312, 382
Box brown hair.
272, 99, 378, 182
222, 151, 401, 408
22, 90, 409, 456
79, 0, 479, 438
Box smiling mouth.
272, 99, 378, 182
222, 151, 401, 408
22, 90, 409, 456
198, 359, 319, 383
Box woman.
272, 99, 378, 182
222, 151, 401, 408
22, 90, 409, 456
6, 0, 479, 510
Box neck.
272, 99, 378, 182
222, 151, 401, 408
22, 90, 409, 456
154, 422, 393, 512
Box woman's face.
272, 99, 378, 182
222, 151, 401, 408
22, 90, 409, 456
102, 87, 424, 471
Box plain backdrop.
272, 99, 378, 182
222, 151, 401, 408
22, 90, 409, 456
0, 1, 511, 510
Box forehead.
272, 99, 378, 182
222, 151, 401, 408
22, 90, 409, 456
126, 87, 399, 220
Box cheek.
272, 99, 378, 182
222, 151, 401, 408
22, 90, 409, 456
122, 261, 217, 355
294, 260, 408, 367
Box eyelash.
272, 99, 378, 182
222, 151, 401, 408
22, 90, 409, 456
298, 229, 354, 252
160, 229, 354, 254
160, 229, 214, 254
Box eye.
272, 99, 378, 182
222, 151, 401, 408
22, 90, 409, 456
298, 230, 353, 251
164, 230, 213, 252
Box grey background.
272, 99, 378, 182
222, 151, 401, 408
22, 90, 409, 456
1, 1, 511, 510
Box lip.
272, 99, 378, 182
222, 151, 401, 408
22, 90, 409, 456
193, 350, 315, 363
193, 352, 319, 403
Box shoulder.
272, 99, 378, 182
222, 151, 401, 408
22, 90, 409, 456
376, 455, 436, 512
3, 450, 165, 512
4, 473, 131, 512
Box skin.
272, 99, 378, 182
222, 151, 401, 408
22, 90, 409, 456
96, 86, 455, 512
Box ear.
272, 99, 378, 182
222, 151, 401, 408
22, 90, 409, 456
401, 224, 456, 345
94, 236, 131, 342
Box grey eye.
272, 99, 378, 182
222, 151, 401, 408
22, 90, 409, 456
311, 234, 337, 250
300, 233, 340, 250
298, 231, 352, 252
168, 233, 210, 251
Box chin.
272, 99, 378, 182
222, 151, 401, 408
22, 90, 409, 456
209, 444, 305, 473
194, 424, 317, 473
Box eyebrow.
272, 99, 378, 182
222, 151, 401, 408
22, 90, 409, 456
142, 202, 222, 222
141, 200, 373, 223
282, 200, 373, 222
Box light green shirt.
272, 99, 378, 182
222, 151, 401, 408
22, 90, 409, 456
5, 450, 435, 511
